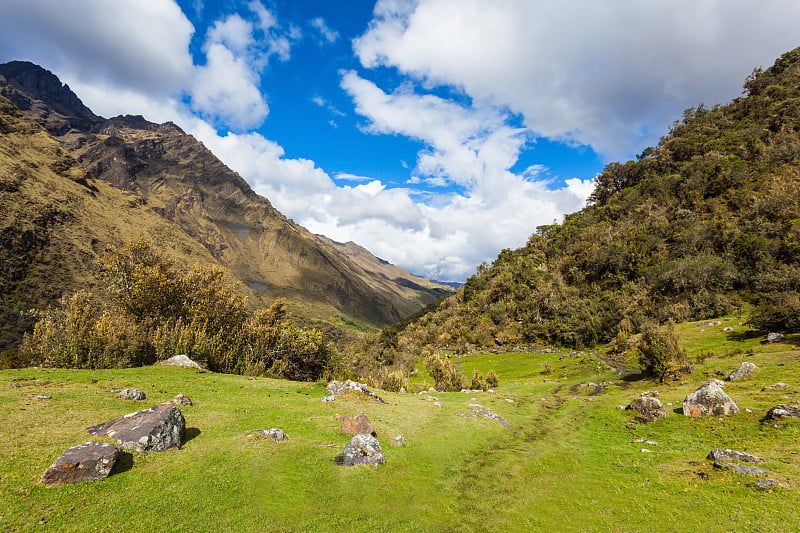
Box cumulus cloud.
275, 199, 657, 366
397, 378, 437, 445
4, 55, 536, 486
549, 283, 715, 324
355, 0, 800, 158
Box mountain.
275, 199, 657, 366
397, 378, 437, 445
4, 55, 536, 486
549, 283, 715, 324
380, 47, 800, 358
0, 61, 452, 350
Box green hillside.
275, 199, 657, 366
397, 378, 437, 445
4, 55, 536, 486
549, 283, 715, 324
383, 47, 800, 361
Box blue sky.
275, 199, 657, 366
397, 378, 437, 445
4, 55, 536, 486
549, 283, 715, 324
1, 0, 799, 281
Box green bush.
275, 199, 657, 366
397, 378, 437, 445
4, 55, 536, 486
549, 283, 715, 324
637, 321, 686, 382
424, 353, 466, 391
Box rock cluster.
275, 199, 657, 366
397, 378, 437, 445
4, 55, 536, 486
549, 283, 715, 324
765, 404, 800, 420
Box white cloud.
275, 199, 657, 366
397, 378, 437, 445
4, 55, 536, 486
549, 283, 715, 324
355, 0, 800, 159
310, 17, 339, 44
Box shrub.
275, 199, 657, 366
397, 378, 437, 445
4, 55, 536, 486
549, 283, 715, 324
470, 369, 488, 391
486, 370, 499, 388
424, 353, 466, 391
637, 321, 687, 382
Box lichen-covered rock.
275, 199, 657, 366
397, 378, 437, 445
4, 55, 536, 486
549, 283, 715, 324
158, 354, 203, 369
246, 429, 288, 442
87, 403, 185, 453
707, 448, 764, 463
117, 388, 146, 400
726, 362, 758, 381
335, 434, 385, 466
765, 404, 800, 420
626, 396, 667, 421
682, 380, 739, 417
326, 380, 386, 404
41, 441, 120, 487
339, 412, 376, 436
713, 461, 770, 477
171, 394, 193, 406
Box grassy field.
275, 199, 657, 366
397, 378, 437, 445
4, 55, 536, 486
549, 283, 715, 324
2, 320, 800, 531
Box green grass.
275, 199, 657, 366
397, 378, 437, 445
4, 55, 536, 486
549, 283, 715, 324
3, 324, 800, 531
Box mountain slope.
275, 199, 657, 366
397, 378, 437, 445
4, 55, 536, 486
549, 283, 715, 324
0, 61, 452, 349
387, 47, 800, 355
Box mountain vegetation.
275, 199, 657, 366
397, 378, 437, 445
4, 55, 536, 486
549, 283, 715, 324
355, 47, 800, 381
0, 61, 452, 361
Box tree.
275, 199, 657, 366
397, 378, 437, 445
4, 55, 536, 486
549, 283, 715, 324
637, 321, 686, 382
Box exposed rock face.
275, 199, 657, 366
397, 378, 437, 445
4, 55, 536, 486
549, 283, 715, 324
41, 441, 120, 487
682, 380, 739, 417
118, 388, 146, 400
87, 403, 185, 453
339, 412, 376, 436
246, 429, 288, 442
726, 362, 758, 381
713, 462, 770, 477
707, 449, 764, 463
335, 434, 385, 466
326, 380, 387, 404
171, 394, 193, 406
626, 396, 667, 421
159, 354, 202, 369
765, 404, 800, 420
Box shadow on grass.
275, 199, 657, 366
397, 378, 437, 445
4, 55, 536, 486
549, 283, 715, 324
726, 329, 763, 342
110, 451, 134, 476
184, 427, 201, 444
622, 371, 647, 382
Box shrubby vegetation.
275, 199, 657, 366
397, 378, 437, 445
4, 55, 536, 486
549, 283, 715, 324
352, 47, 800, 375
21, 238, 332, 380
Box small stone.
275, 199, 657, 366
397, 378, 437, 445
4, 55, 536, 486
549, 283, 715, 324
390, 435, 407, 447
713, 461, 770, 477
117, 388, 146, 400
399, 387, 406, 394
723, 327, 734, 332
171, 394, 193, 406
634, 439, 658, 446
247, 429, 288, 442
433, 402, 443, 408
726, 362, 757, 382
641, 391, 660, 398
707, 448, 764, 463
41, 442, 120, 487
321, 395, 336, 402
641, 448, 653, 453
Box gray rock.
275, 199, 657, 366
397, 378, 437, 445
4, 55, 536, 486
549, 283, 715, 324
117, 388, 146, 400
468, 408, 510, 428
626, 396, 667, 421
246, 429, 288, 442
158, 354, 202, 369
713, 461, 770, 477
767, 332, 785, 343
320, 395, 336, 403
171, 394, 193, 406
641, 391, 660, 398
726, 362, 758, 381
87, 403, 185, 453
41, 441, 120, 487
722, 327, 734, 332
755, 479, 789, 489
707, 448, 764, 463
335, 434, 385, 466
682, 380, 739, 417
326, 380, 386, 404
765, 404, 800, 420
762, 383, 790, 392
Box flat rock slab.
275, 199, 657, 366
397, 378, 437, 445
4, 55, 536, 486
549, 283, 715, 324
335, 434, 385, 466
159, 354, 202, 369
707, 448, 764, 463
87, 403, 185, 453
41, 441, 120, 487
683, 380, 739, 417
245, 429, 288, 442
765, 404, 800, 420
713, 461, 770, 477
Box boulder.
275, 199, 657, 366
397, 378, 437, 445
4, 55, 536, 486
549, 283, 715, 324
41, 441, 120, 487
626, 396, 667, 421
158, 354, 202, 369
171, 394, 193, 406
339, 412, 376, 436
707, 448, 764, 463
682, 380, 739, 417
726, 362, 758, 381
326, 380, 387, 404
334, 434, 385, 466
765, 404, 800, 420
713, 461, 770, 477
87, 403, 185, 453
767, 332, 785, 343
117, 388, 146, 400
246, 429, 288, 442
